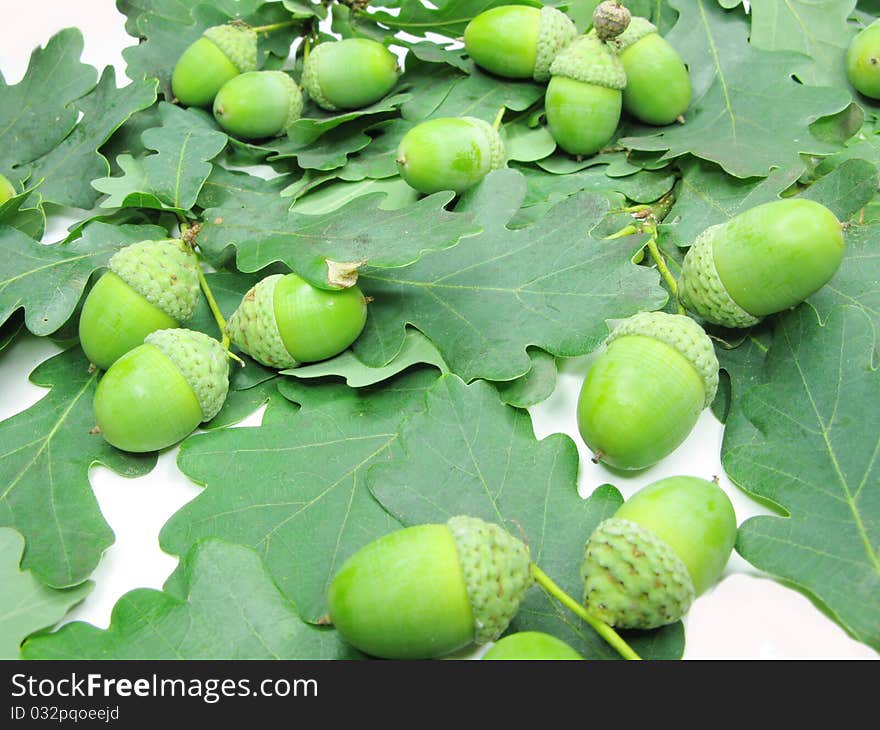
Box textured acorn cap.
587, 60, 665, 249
447, 516, 532, 645
605, 16, 657, 53
592, 2, 632, 42
302, 42, 336, 111
534, 6, 578, 82
225, 274, 298, 369
607, 310, 719, 407
108, 239, 200, 322
549, 35, 627, 90
203, 24, 258, 73
145, 329, 229, 421
272, 71, 305, 128
462, 117, 506, 170
678, 225, 761, 329
581, 517, 695, 629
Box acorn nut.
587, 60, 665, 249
581, 476, 737, 629
482, 632, 582, 660
464, 5, 577, 82
327, 516, 533, 659
577, 311, 719, 470
847, 20, 880, 99
302, 38, 399, 111
171, 23, 258, 107
678, 199, 844, 328
93, 328, 229, 453
0, 173, 16, 204
545, 36, 626, 156
78, 239, 200, 371
213, 71, 303, 140
225, 272, 368, 369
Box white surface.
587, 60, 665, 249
0, 1, 875, 660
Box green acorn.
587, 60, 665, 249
846, 20, 880, 99
577, 311, 718, 470
93, 329, 229, 453
464, 5, 577, 82
302, 38, 399, 111
79, 240, 200, 371
545, 36, 626, 156
171, 23, 258, 107
581, 476, 737, 629
396, 116, 505, 195
225, 272, 368, 369
213, 71, 303, 140
328, 516, 533, 659
0, 173, 16, 204
678, 199, 844, 328
482, 632, 582, 660
592, 1, 631, 42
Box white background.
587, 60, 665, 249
0, 0, 874, 660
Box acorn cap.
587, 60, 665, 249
108, 239, 200, 322
534, 6, 578, 82
678, 225, 761, 329
302, 42, 336, 111
271, 71, 305, 128
203, 24, 258, 73
607, 310, 719, 407
581, 517, 695, 629
549, 36, 627, 90
447, 516, 532, 645
605, 16, 657, 53
145, 329, 229, 421
225, 274, 298, 369
592, 2, 632, 42
462, 117, 506, 170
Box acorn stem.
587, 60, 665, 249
529, 563, 642, 660
249, 20, 299, 33
192, 252, 235, 354
645, 229, 684, 314
604, 224, 640, 240
492, 106, 505, 130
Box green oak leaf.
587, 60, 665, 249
723, 306, 880, 651
504, 123, 557, 163
196, 164, 292, 210
291, 178, 418, 215
336, 118, 413, 181
368, 375, 684, 659
0, 528, 92, 659
160, 368, 441, 621
0, 222, 168, 335
493, 347, 557, 408
23, 540, 356, 659
91, 155, 166, 210
0, 313, 24, 355
269, 116, 377, 171
0, 28, 97, 183
0, 347, 157, 588
0, 187, 45, 240
620, 0, 851, 178
23, 69, 158, 209
353, 169, 666, 381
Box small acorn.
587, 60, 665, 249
846, 19, 880, 99
0, 173, 16, 203
464, 5, 577, 82
482, 632, 583, 660
213, 71, 303, 140
545, 36, 626, 156
600, 17, 691, 125
302, 38, 399, 111
396, 116, 505, 194
171, 23, 258, 107
577, 311, 718, 470
679, 199, 844, 329
581, 476, 737, 629
79, 239, 200, 371
225, 272, 367, 369
93, 328, 229, 453
328, 516, 533, 659
592, 1, 631, 42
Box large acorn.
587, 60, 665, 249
328, 516, 533, 659
213, 71, 303, 140
79, 240, 200, 371
302, 38, 399, 111
482, 631, 583, 660
581, 476, 737, 629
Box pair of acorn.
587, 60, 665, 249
81, 239, 368, 453
328, 474, 737, 660
172, 23, 399, 139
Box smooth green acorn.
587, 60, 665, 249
679, 199, 844, 328
302, 38, 399, 111
846, 20, 880, 99
328, 516, 533, 659
0, 173, 16, 203
78, 240, 200, 371
225, 272, 367, 369
545, 36, 626, 156
577, 311, 718, 470
581, 476, 737, 629
213, 71, 303, 140
464, 5, 577, 82
396, 116, 505, 194
482, 632, 582, 660
93, 329, 229, 453
171, 23, 258, 107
